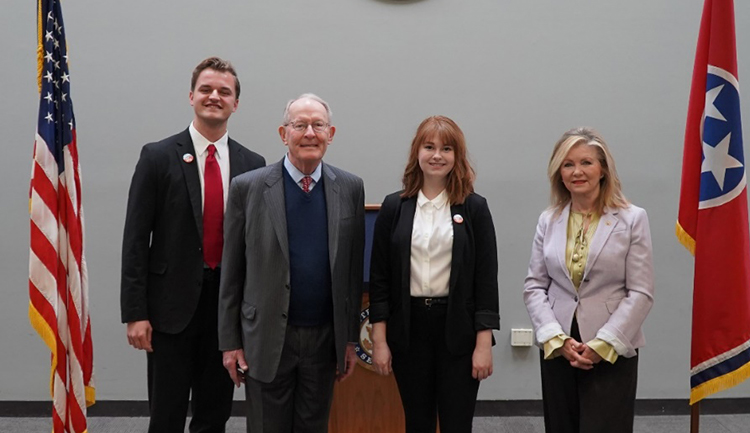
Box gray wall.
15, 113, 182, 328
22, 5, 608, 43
2, 0, 749, 402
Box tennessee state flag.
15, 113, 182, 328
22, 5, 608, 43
677, 0, 750, 404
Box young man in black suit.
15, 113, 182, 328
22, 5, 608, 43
121, 57, 265, 433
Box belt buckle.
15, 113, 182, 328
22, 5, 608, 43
424, 298, 433, 308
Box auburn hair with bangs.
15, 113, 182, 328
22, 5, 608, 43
401, 116, 475, 205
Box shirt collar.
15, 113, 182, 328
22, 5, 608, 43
283, 153, 322, 184
189, 122, 229, 159
417, 189, 448, 209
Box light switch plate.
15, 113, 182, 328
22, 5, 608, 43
511, 328, 534, 347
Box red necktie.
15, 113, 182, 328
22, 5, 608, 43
203, 144, 223, 269
302, 175, 312, 193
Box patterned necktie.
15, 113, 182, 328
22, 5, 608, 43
203, 144, 223, 269
301, 175, 312, 193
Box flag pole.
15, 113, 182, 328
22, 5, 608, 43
690, 401, 700, 433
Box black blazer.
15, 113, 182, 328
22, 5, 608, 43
120, 128, 265, 334
369, 191, 500, 356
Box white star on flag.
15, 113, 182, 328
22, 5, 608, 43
702, 132, 743, 190
705, 85, 727, 121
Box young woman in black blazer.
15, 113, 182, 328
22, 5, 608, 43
369, 116, 500, 433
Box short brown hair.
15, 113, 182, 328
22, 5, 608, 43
190, 57, 240, 98
547, 127, 628, 214
402, 116, 475, 205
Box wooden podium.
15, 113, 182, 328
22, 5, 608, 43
327, 290, 406, 433
328, 206, 435, 433
328, 361, 405, 433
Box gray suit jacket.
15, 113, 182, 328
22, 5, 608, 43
523, 204, 654, 358
218, 159, 365, 382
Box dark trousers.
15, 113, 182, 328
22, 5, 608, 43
244, 323, 337, 433
540, 319, 638, 433
391, 300, 480, 433
146, 268, 234, 433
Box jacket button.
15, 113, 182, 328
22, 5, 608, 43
281, 313, 287, 319
285, 284, 290, 290
574, 296, 579, 302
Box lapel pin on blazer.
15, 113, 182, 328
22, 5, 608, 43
453, 214, 464, 224
183, 153, 194, 163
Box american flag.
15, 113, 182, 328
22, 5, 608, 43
677, 0, 750, 404
29, 1, 95, 432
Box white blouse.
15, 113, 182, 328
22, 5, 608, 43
410, 190, 453, 297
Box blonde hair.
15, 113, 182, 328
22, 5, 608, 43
547, 127, 628, 214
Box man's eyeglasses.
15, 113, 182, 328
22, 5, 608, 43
285, 121, 329, 132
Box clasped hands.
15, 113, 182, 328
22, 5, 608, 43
560, 338, 602, 370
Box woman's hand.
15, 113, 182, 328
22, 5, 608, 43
579, 344, 603, 365
472, 329, 494, 380
372, 340, 392, 376
560, 338, 594, 370
371, 322, 392, 376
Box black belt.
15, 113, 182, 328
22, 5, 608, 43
411, 297, 448, 308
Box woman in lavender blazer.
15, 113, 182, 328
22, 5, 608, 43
523, 127, 654, 433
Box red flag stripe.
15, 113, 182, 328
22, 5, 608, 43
678, 0, 750, 403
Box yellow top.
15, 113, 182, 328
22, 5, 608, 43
565, 211, 599, 289
543, 211, 618, 364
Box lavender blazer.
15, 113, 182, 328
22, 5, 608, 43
523, 204, 654, 358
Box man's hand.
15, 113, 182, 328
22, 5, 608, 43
560, 338, 594, 370
126, 320, 153, 352
336, 343, 358, 382
223, 349, 248, 387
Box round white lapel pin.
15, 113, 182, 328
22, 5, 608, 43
453, 214, 464, 224
183, 153, 194, 163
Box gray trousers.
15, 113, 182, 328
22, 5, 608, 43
244, 323, 337, 433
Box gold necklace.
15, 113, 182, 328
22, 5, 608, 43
571, 213, 592, 264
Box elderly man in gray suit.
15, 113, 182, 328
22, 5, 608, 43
218, 93, 365, 433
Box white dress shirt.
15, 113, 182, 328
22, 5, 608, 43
283, 154, 322, 191
189, 122, 230, 211
410, 190, 453, 297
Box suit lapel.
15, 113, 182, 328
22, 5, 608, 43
227, 138, 245, 178
175, 129, 203, 239
585, 207, 619, 277
449, 202, 466, 291
554, 204, 571, 281
398, 198, 417, 293
322, 163, 341, 269
264, 160, 289, 265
